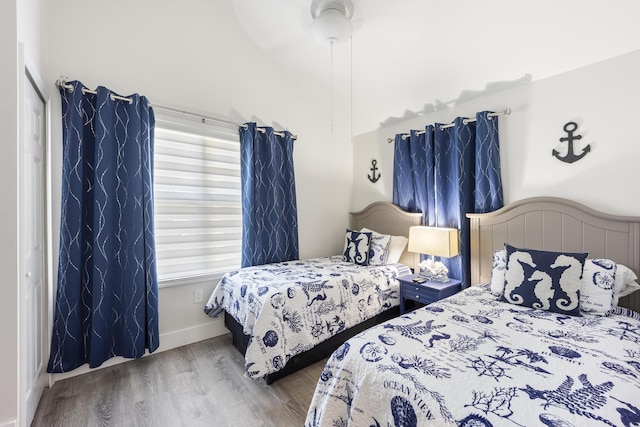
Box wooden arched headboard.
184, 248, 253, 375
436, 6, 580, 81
467, 197, 640, 312
350, 202, 422, 271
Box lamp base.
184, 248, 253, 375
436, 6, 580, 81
418, 270, 450, 283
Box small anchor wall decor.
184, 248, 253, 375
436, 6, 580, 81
552, 121, 591, 164
368, 159, 381, 183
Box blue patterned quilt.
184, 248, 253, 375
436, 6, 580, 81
204, 256, 410, 379
305, 284, 640, 427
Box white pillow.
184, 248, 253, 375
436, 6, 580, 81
386, 235, 409, 264
359, 227, 392, 266
614, 264, 640, 304
490, 249, 507, 296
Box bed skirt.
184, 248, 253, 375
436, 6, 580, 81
224, 307, 401, 384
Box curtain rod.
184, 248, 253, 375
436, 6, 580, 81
387, 108, 511, 143
153, 105, 298, 140
56, 79, 134, 104
55, 78, 297, 140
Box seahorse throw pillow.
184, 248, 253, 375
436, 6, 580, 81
501, 244, 588, 316
343, 230, 372, 266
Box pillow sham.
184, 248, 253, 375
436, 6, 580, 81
343, 230, 372, 266
579, 259, 616, 316
490, 249, 507, 296
501, 244, 588, 316
491, 246, 637, 311
386, 235, 409, 264
359, 227, 392, 266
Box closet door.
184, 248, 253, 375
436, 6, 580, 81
21, 69, 46, 427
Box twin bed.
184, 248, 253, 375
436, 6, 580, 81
205, 197, 640, 426
204, 202, 421, 383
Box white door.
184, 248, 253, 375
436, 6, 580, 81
22, 72, 46, 427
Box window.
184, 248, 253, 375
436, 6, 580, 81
153, 112, 241, 287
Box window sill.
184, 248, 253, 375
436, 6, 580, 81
158, 272, 227, 289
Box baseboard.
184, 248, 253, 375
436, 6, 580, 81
49, 318, 228, 384
156, 318, 228, 352
0, 420, 16, 427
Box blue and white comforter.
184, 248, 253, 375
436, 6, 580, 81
306, 284, 640, 427
204, 256, 410, 379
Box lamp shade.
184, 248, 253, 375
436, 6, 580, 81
408, 226, 459, 258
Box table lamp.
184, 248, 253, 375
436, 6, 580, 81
408, 226, 459, 281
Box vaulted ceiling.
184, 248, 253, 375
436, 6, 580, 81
231, 0, 640, 135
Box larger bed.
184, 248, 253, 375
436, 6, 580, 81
305, 197, 640, 426
204, 202, 421, 383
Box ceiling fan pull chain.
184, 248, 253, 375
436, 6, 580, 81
350, 36, 353, 138
330, 39, 334, 132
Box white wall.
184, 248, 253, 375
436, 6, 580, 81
0, 1, 19, 423
352, 49, 640, 217
43, 0, 354, 379
17, 0, 46, 74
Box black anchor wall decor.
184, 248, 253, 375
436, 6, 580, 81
552, 121, 591, 164
368, 159, 380, 183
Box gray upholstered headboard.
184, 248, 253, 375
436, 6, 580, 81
350, 202, 422, 271
467, 197, 640, 312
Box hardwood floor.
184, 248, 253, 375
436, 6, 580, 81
32, 334, 326, 427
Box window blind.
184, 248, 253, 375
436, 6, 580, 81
153, 117, 241, 286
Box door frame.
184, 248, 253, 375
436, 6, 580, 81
18, 43, 52, 426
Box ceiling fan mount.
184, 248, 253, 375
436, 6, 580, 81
310, 0, 354, 44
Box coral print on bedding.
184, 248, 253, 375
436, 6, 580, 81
204, 256, 410, 379
305, 284, 640, 427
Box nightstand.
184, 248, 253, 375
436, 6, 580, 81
398, 274, 464, 314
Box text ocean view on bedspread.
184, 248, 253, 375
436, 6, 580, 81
204, 256, 410, 379
306, 283, 640, 426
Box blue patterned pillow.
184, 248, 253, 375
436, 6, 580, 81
490, 249, 507, 296
343, 230, 372, 266
501, 244, 588, 316
580, 259, 616, 316
360, 227, 391, 266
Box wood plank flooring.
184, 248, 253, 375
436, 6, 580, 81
32, 334, 326, 427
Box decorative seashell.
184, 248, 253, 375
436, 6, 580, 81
458, 414, 493, 427
262, 330, 279, 347
591, 259, 615, 270
334, 342, 350, 361
270, 292, 285, 309
272, 355, 284, 370
390, 396, 417, 427
360, 342, 387, 362
378, 334, 396, 345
